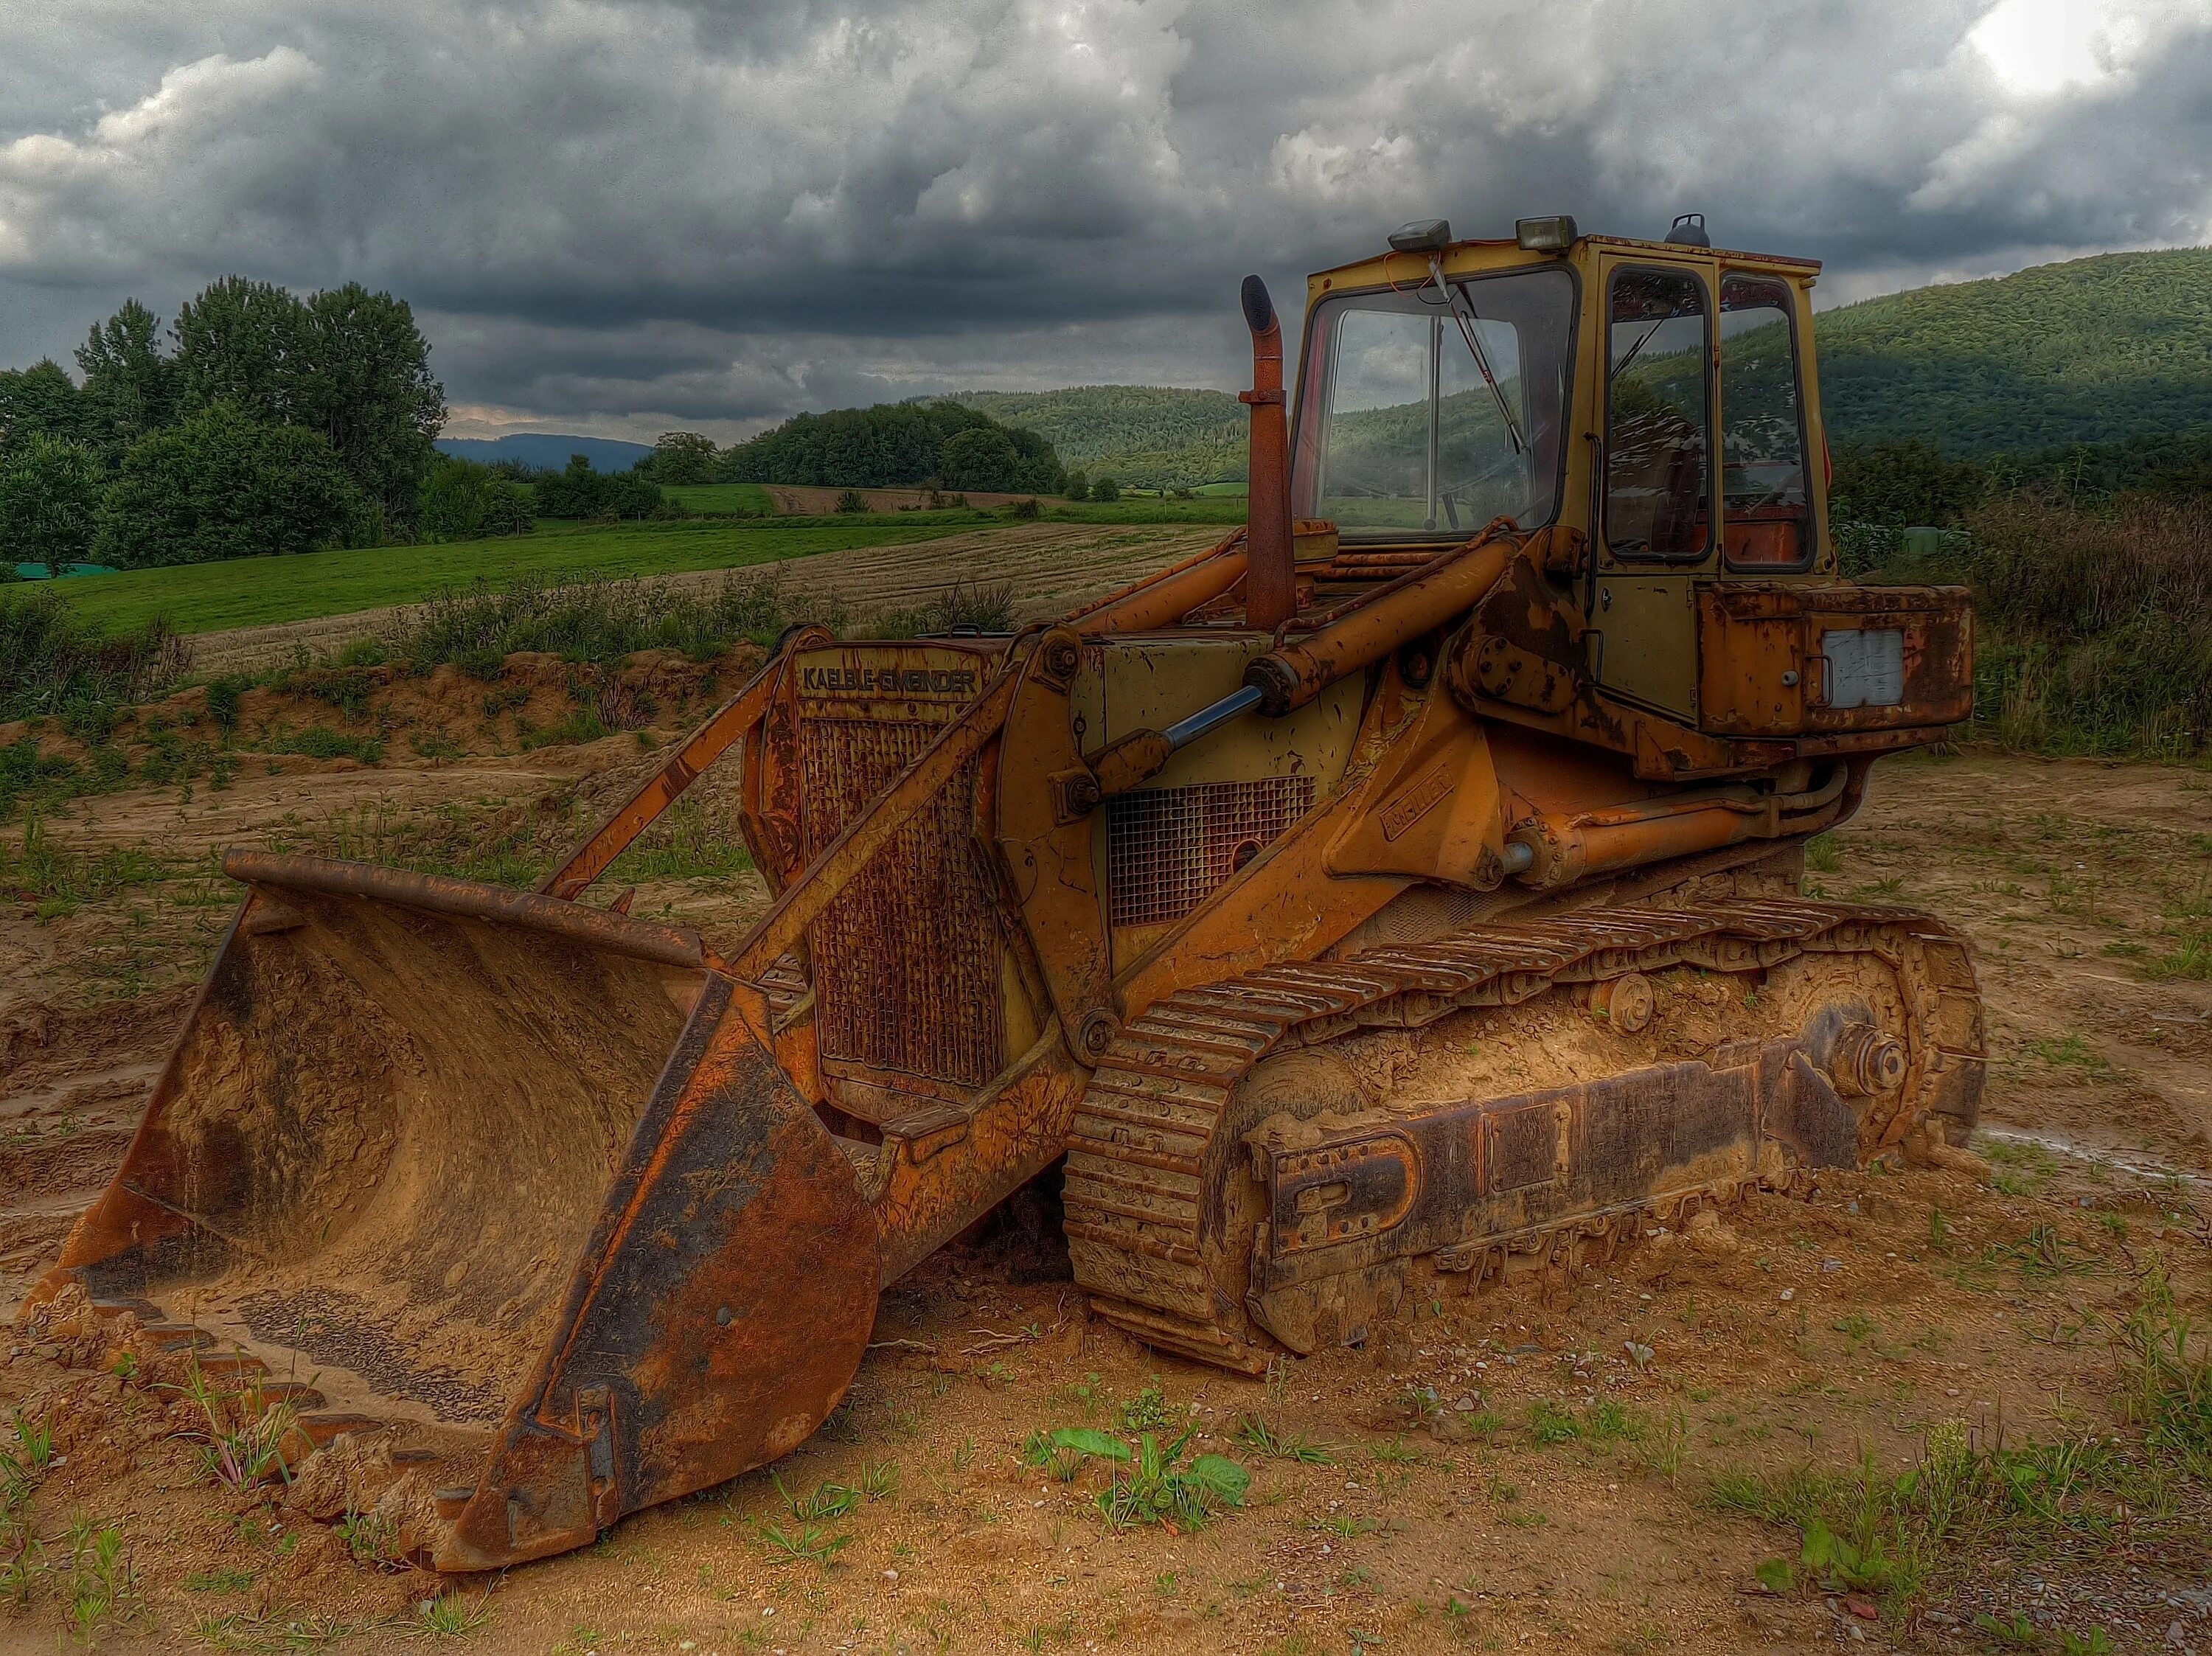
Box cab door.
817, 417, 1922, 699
1592, 259, 1716, 721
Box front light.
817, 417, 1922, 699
1515, 215, 1578, 251
1388, 219, 1452, 254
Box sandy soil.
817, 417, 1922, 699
0, 737, 2205, 1653
184, 523, 1219, 675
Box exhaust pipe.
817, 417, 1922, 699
1240, 275, 1295, 631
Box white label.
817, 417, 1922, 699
1819, 628, 1905, 709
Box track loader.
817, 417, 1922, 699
29, 212, 1983, 1569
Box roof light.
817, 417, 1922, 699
1515, 215, 1578, 251
1664, 212, 1710, 247
1387, 219, 1451, 254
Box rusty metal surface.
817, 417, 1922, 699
1062, 529, 1248, 636
800, 710, 1003, 1090
223, 852, 709, 968
1246, 526, 1519, 715
1696, 582, 1975, 737
443, 977, 877, 1568
1245, 1030, 1861, 1303
38, 874, 875, 1573
1065, 900, 1983, 1371
1240, 278, 1295, 631
729, 662, 1021, 982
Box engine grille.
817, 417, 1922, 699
1106, 776, 1316, 928
800, 718, 1003, 1090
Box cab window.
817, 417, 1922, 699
1605, 268, 1711, 559
1719, 274, 1812, 570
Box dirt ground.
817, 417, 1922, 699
0, 721, 2206, 1652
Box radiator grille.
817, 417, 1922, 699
800, 719, 1003, 1089
1107, 776, 1316, 928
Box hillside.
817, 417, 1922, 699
1815, 247, 2212, 454
953, 386, 1246, 490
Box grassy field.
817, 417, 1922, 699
58, 518, 983, 636
660, 482, 778, 514
48, 494, 1247, 640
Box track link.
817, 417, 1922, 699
1064, 900, 1983, 1372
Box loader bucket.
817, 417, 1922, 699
34, 852, 880, 1570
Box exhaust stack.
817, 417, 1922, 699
1239, 275, 1295, 631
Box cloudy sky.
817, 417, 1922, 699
3, 0, 2209, 443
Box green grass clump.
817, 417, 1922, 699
1, 584, 185, 725
392, 569, 793, 675
0, 818, 173, 915
1717, 1275, 2211, 1610
274, 726, 386, 765
602, 799, 753, 883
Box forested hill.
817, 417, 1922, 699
1815, 247, 2212, 454
953, 386, 1246, 491
946, 251, 2212, 482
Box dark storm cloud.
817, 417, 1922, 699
3, 0, 2208, 439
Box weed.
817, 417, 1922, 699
1060, 1428, 1250, 1533
773, 1472, 861, 1522
184, 1567, 255, 1593
757, 1520, 850, 1568
1636, 1407, 1691, 1480
2025, 1033, 2111, 1076
171, 1357, 302, 1489
1234, 1415, 1335, 1465
1529, 1401, 1581, 1446
1310, 1514, 1377, 1539
58, 1517, 138, 1643
858, 1459, 899, 1501
335, 1506, 402, 1567
2115, 1270, 2211, 1475
414, 1590, 490, 1635
1118, 1377, 1172, 1432
274, 725, 386, 765
13, 1418, 53, 1473
1370, 1436, 1431, 1467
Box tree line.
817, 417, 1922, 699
644, 401, 1069, 495
0, 279, 445, 574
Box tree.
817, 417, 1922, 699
1063, 468, 1089, 501
0, 361, 91, 453
938, 427, 1023, 491
719, 400, 1062, 492
172, 276, 310, 428
97, 403, 362, 567
0, 434, 104, 577
296, 284, 445, 528
532, 453, 662, 519
1089, 474, 1121, 502
417, 456, 535, 541
76, 300, 178, 457
639, 431, 718, 485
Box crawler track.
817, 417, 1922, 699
1062, 900, 1983, 1371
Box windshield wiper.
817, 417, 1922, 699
1427, 256, 1526, 456
1610, 318, 1666, 383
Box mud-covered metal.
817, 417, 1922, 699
1065, 900, 1983, 1371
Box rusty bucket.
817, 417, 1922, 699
27, 852, 879, 1570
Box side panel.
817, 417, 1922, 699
1697, 584, 1975, 737
1591, 575, 1700, 720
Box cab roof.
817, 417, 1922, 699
1308, 230, 1821, 291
